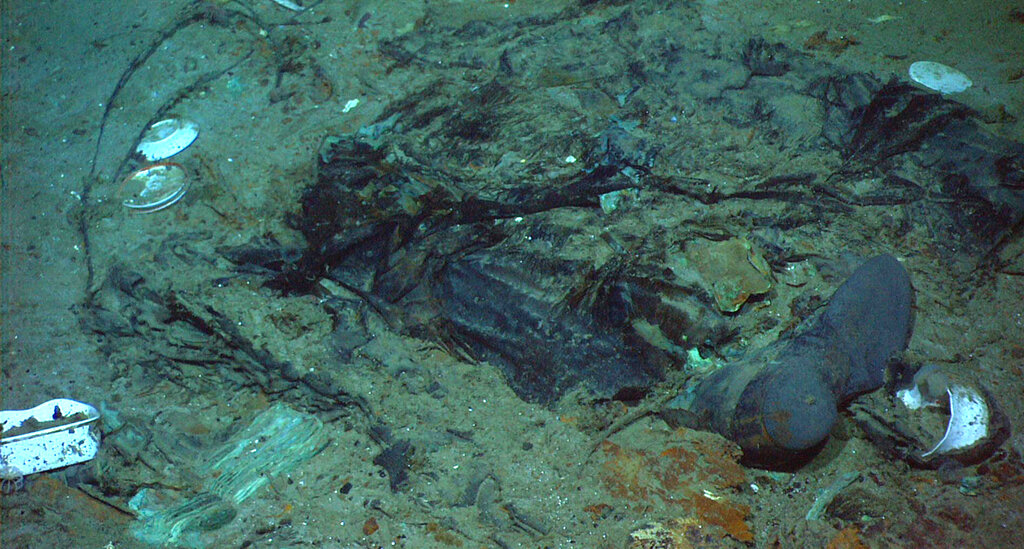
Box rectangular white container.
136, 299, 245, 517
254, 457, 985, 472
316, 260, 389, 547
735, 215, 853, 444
1, 399, 101, 476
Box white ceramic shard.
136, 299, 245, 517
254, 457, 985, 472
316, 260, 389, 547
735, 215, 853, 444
909, 61, 972, 94
136, 117, 199, 161
896, 385, 926, 410
270, 0, 304, 11
0, 399, 101, 476
921, 384, 989, 458
121, 163, 190, 213
897, 365, 947, 410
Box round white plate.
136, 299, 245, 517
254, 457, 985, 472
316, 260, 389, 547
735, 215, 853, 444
136, 117, 200, 161
121, 163, 190, 212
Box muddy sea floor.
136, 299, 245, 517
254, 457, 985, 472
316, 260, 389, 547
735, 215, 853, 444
3, 1, 1024, 548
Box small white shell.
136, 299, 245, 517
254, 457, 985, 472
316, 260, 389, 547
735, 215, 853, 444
908, 61, 972, 94
136, 117, 200, 161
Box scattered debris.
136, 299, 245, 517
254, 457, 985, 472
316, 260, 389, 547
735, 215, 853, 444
806, 472, 861, 520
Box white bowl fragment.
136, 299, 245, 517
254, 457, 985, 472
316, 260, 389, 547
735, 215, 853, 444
921, 384, 990, 458
909, 61, 972, 94
893, 365, 1007, 464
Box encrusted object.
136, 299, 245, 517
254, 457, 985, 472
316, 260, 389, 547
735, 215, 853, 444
600, 428, 753, 543
682, 237, 773, 313
0, 464, 25, 494
628, 517, 715, 549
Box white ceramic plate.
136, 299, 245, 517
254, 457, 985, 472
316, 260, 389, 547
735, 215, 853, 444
121, 163, 190, 212
908, 61, 972, 94
136, 117, 200, 161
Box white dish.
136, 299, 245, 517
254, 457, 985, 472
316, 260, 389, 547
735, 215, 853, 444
121, 163, 190, 212
136, 117, 199, 161
908, 61, 972, 94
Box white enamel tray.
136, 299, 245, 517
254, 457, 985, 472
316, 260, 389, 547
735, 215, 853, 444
1, 399, 101, 476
